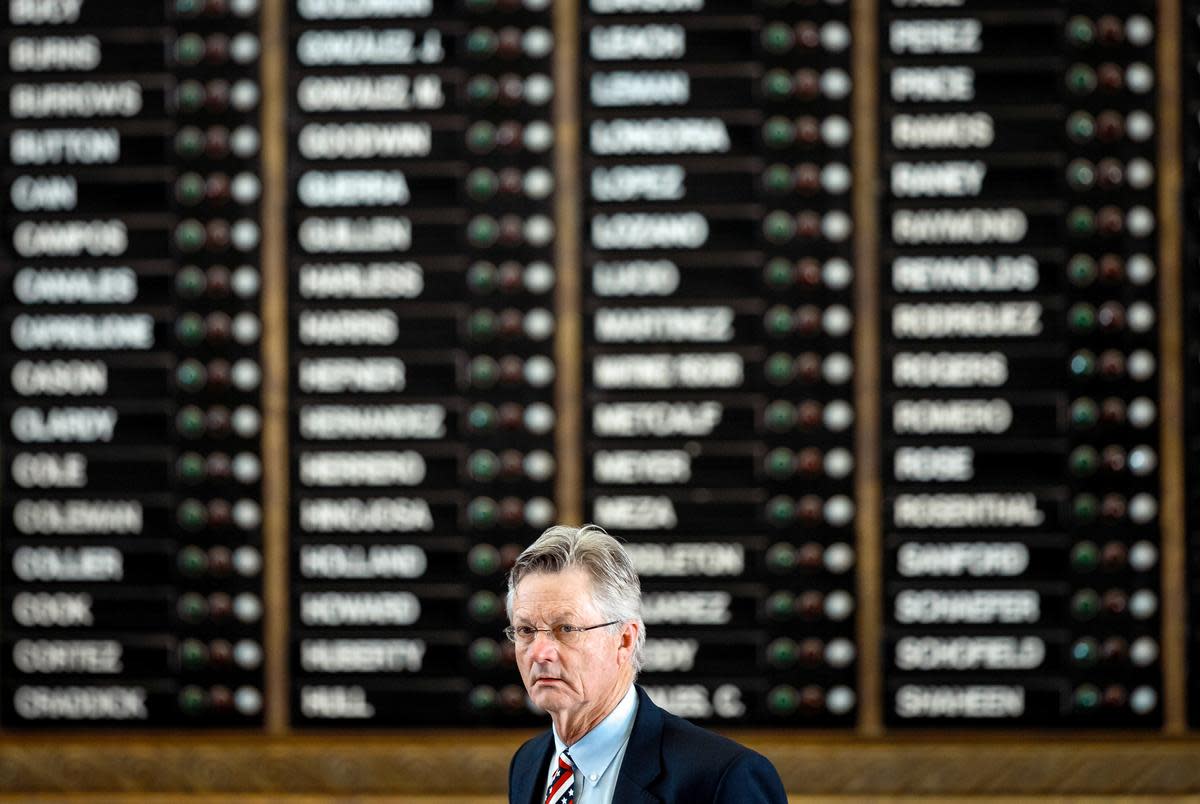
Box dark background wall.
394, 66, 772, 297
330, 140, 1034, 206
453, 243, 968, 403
0, 0, 1198, 799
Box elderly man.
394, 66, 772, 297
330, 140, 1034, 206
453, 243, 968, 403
506, 524, 786, 804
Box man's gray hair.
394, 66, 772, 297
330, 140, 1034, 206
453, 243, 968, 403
506, 524, 646, 674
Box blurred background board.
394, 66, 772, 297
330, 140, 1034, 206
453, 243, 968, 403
1, 0, 1200, 796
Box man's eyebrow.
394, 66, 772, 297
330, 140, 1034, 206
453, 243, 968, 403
512, 608, 580, 623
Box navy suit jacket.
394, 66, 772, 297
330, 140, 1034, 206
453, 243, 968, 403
508, 685, 787, 804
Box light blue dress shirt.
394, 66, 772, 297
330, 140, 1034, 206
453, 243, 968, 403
542, 684, 638, 804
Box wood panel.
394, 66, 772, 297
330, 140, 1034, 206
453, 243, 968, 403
1156, 0, 1188, 736
552, 0, 583, 525
259, 0, 290, 737
0, 738, 1198, 795
851, 0, 883, 738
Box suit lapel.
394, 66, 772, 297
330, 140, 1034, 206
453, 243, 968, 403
513, 731, 555, 804
612, 686, 664, 804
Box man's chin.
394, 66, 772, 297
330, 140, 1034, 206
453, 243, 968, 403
528, 681, 572, 708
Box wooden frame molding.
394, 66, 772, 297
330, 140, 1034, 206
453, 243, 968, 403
0, 738, 1198, 795
1155, 0, 1188, 736
258, 0, 290, 736
552, 0, 584, 525
851, 0, 883, 737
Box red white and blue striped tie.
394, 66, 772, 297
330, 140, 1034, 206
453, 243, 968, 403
544, 750, 575, 804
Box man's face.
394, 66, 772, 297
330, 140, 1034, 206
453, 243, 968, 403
511, 567, 628, 717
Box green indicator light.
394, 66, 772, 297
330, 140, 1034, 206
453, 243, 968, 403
176, 453, 205, 483
468, 215, 500, 248
1068, 303, 1097, 333
468, 496, 498, 528
176, 406, 205, 439
176, 266, 206, 298
1073, 493, 1099, 524
763, 305, 793, 337
1074, 684, 1101, 710
765, 542, 796, 572
466, 28, 498, 57
764, 352, 793, 385
468, 309, 497, 342
469, 638, 499, 668
1069, 349, 1096, 378
763, 258, 793, 289
176, 0, 202, 15
176, 80, 205, 112
765, 495, 795, 526
467, 403, 498, 432
1067, 15, 1096, 46
762, 163, 793, 194
762, 23, 795, 54
768, 685, 799, 715
1071, 588, 1100, 620
763, 211, 796, 244
764, 448, 795, 480
176, 173, 205, 206
470, 591, 501, 620
468, 450, 500, 482
1067, 254, 1097, 286
175, 126, 205, 158
176, 359, 206, 392
175, 219, 206, 253
1066, 63, 1097, 95
467, 262, 498, 294
177, 593, 208, 624
766, 638, 798, 668
178, 685, 206, 713
1069, 445, 1099, 477
762, 116, 795, 149
175, 33, 205, 66
1070, 540, 1100, 572
467, 121, 497, 154
467, 75, 499, 105
766, 591, 795, 619
177, 545, 208, 577
763, 400, 795, 432
1066, 111, 1096, 143
469, 686, 497, 711
179, 639, 207, 670
763, 69, 793, 100
467, 544, 501, 574
1066, 159, 1096, 190
467, 168, 499, 201
469, 356, 499, 388
176, 313, 206, 347
1067, 207, 1096, 236
1069, 397, 1099, 428
177, 499, 207, 532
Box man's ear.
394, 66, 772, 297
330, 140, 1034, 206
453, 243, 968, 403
617, 620, 639, 666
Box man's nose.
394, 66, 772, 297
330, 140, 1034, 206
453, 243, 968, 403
527, 629, 559, 661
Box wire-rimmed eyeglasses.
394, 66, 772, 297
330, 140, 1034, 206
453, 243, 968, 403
504, 621, 620, 647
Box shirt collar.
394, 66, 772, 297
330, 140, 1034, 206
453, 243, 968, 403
552, 684, 638, 781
